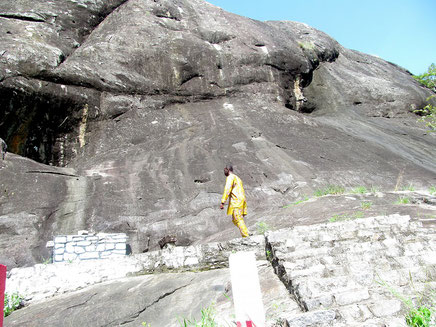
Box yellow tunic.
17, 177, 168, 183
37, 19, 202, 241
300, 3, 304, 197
221, 173, 247, 216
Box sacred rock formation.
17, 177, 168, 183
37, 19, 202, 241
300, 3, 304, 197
0, 0, 435, 269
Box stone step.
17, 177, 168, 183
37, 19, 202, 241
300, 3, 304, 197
267, 214, 436, 326
284, 309, 337, 327
268, 214, 414, 244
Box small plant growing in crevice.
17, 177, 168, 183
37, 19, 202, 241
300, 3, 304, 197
256, 221, 271, 235
298, 41, 315, 51
4, 292, 24, 317
41, 256, 52, 265
282, 196, 309, 208
178, 303, 220, 327
314, 185, 345, 197
361, 202, 372, 210
396, 197, 411, 205
406, 306, 432, 327
403, 184, 416, 192
377, 274, 435, 327
429, 186, 436, 195
351, 186, 368, 194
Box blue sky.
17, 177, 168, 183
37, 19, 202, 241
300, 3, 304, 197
207, 0, 435, 75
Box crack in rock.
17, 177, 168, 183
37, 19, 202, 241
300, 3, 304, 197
0, 12, 46, 22
265, 235, 307, 312
26, 170, 79, 178
64, 292, 98, 311
118, 281, 193, 325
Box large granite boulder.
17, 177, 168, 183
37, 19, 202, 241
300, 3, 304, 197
0, 0, 435, 268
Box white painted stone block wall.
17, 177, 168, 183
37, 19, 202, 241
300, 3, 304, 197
50, 233, 128, 262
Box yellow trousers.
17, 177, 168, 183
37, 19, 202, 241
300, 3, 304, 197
232, 208, 249, 238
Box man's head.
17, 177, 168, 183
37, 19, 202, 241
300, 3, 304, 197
224, 164, 233, 176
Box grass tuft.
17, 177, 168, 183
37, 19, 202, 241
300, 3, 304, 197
178, 303, 220, 327
314, 185, 345, 197
351, 186, 368, 194
256, 221, 271, 235
282, 196, 309, 208
396, 197, 411, 205
403, 184, 416, 192
361, 202, 372, 210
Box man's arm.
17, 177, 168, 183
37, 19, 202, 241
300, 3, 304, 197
220, 175, 233, 209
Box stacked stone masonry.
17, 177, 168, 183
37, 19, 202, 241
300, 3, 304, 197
266, 214, 436, 326
8, 236, 265, 303
50, 232, 128, 263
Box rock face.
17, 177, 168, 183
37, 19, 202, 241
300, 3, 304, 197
6, 263, 296, 327
1, 0, 436, 268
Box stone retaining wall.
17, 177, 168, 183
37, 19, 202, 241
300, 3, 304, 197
48, 232, 128, 263
8, 236, 265, 303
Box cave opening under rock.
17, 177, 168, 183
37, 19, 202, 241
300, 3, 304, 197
0, 87, 84, 166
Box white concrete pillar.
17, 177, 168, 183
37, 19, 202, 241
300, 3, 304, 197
229, 251, 265, 327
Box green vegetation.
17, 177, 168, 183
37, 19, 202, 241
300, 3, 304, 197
329, 211, 364, 223
351, 186, 368, 194
298, 41, 315, 51
282, 196, 309, 208
361, 202, 372, 210
430, 186, 436, 195
403, 184, 416, 192
256, 221, 271, 235
4, 292, 23, 317
396, 197, 411, 205
414, 96, 436, 131
142, 303, 225, 327
178, 303, 220, 327
41, 257, 52, 265
414, 63, 436, 90
413, 64, 436, 132
314, 185, 345, 197
267, 302, 288, 326
377, 275, 435, 327
406, 306, 432, 327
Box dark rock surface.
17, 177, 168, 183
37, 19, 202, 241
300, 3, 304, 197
0, 0, 435, 268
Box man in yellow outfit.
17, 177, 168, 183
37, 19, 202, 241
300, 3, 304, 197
220, 164, 250, 237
